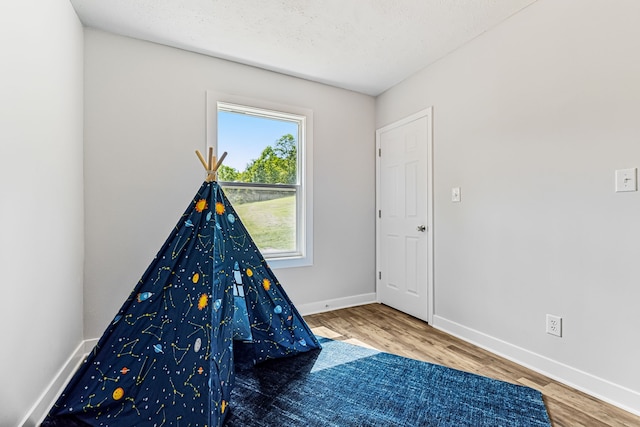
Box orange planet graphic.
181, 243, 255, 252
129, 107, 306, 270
246, 268, 253, 277
120, 367, 130, 375
198, 293, 209, 310
195, 199, 208, 212
112, 387, 125, 400
262, 278, 271, 291
192, 273, 200, 283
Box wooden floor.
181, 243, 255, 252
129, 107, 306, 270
304, 304, 640, 427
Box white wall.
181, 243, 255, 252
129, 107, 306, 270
0, 1, 84, 426
377, 0, 640, 414
83, 29, 376, 339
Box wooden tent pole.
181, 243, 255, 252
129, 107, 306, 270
214, 152, 228, 171
195, 150, 209, 171
195, 149, 228, 182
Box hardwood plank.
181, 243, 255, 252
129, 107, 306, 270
304, 303, 640, 427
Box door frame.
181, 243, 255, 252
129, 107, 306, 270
375, 107, 434, 324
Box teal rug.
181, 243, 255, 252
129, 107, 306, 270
225, 337, 551, 426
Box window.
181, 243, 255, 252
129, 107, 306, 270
206, 92, 313, 268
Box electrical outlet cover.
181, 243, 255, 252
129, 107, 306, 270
546, 314, 562, 337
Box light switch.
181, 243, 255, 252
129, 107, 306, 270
615, 168, 637, 192
451, 187, 461, 202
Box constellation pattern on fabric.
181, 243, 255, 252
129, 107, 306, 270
44, 181, 320, 427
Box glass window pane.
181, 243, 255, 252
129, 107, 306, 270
217, 106, 302, 258
223, 186, 296, 255
217, 110, 299, 185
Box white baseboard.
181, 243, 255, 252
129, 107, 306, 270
296, 293, 377, 316
432, 315, 640, 417
19, 341, 88, 427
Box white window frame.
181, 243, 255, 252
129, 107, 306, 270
206, 91, 313, 268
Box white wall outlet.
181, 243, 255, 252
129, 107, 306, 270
546, 314, 562, 337
615, 168, 637, 192
451, 187, 461, 202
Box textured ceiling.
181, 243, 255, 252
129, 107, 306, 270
70, 0, 537, 96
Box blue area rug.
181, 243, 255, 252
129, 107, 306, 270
225, 337, 551, 426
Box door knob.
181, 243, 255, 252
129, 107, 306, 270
417, 225, 426, 232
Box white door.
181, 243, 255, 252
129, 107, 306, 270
376, 108, 433, 322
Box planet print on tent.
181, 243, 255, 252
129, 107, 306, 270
137, 292, 153, 302
195, 199, 208, 212
198, 293, 208, 310
112, 387, 124, 400
215, 202, 225, 214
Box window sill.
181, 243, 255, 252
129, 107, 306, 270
266, 254, 313, 270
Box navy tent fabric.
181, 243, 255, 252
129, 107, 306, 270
43, 181, 320, 427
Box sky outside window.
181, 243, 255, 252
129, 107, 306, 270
218, 111, 298, 172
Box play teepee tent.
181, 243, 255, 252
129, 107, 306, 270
43, 150, 321, 427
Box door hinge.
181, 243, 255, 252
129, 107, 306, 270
378, 210, 381, 218
378, 148, 381, 157
378, 271, 382, 280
